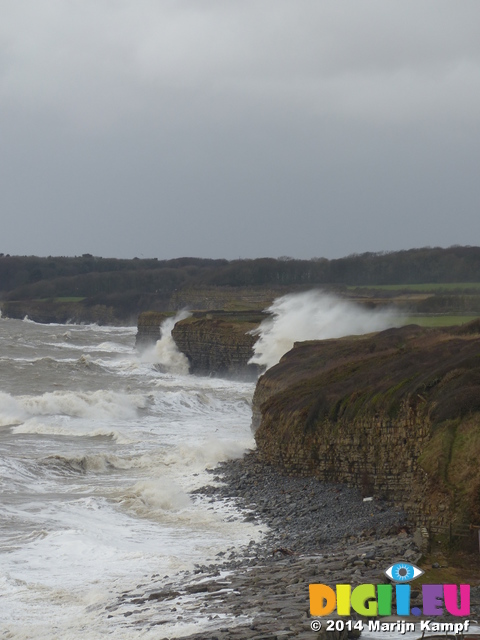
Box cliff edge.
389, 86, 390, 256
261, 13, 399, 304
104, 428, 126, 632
171, 312, 263, 377
252, 320, 480, 529
136, 310, 265, 377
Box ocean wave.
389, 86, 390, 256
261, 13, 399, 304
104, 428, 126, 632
139, 311, 191, 375
78, 323, 136, 333
40, 452, 148, 474
0, 392, 26, 426
11, 420, 133, 444
149, 388, 251, 421
0, 456, 39, 486
0, 389, 146, 424
118, 479, 192, 516
162, 437, 254, 474
42, 340, 131, 353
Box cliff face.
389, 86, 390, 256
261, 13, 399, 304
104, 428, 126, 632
136, 310, 264, 377
252, 322, 480, 528
171, 313, 262, 377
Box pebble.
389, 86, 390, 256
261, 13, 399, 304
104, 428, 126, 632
103, 451, 479, 638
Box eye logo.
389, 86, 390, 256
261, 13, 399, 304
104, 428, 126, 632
385, 562, 424, 583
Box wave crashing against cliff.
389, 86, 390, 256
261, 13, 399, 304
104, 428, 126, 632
248, 291, 396, 370
140, 311, 191, 374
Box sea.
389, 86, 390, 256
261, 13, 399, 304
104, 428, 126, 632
1, 314, 478, 639
0, 316, 260, 638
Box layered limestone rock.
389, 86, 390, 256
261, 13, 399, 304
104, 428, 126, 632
136, 310, 265, 377
171, 312, 264, 377
252, 321, 480, 529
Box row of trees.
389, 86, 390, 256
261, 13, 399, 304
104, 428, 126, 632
1, 247, 479, 317
0, 254, 228, 293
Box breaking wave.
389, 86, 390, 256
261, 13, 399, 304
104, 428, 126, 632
0, 389, 146, 426
40, 453, 144, 475
119, 479, 192, 516
141, 311, 191, 375
11, 420, 133, 444
249, 290, 396, 369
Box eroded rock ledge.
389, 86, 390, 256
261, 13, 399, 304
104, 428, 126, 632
252, 320, 480, 529
136, 310, 265, 377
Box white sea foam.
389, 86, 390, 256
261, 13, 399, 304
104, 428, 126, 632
151, 388, 215, 418
249, 290, 396, 369
120, 479, 192, 516
0, 318, 260, 638
163, 437, 254, 473
0, 391, 26, 425
141, 310, 191, 375
43, 340, 130, 353
0, 389, 146, 422
11, 419, 134, 444
0, 388, 147, 444
96, 341, 132, 352
0, 456, 39, 487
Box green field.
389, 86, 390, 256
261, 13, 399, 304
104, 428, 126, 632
393, 315, 479, 327
348, 282, 480, 292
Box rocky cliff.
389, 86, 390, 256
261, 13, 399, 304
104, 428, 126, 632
252, 321, 480, 529
136, 310, 265, 377
171, 312, 264, 377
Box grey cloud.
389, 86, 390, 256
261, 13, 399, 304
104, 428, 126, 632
0, 1, 479, 259
1, 1, 480, 127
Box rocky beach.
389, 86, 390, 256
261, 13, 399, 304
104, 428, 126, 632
104, 451, 454, 639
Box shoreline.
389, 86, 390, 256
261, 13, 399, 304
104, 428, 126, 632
195, 450, 410, 557
108, 451, 427, 639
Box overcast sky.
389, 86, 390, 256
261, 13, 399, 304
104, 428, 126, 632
1, 1, 479, 260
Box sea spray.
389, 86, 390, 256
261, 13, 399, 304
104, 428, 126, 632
120, 478, 192, 516
249, 290, 397, 370
0, 390, 26, 426
141, 310, 191, 374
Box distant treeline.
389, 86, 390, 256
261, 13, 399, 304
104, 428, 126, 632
1, 246, 480, 319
